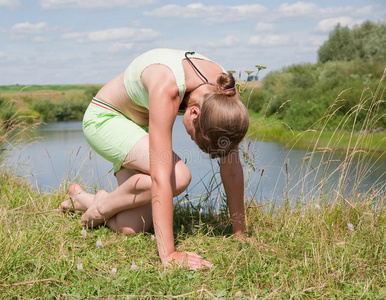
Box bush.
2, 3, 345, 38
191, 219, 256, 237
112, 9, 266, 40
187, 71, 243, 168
30, 94, 91, 122
84, 85, 100, 100
1, 85, 101, 123
30, 98, 58, 122
246, 59, 385, 131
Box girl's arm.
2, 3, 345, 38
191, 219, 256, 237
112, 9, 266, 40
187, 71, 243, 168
219, 149, 245, 236
144, 65, 212, 270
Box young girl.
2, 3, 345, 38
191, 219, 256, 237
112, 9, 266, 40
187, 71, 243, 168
60, 48, 250, 270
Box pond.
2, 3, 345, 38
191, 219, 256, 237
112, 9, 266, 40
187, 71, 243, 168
4, 117, 385, 207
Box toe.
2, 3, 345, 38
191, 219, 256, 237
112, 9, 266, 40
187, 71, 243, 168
59, 200, 74, 215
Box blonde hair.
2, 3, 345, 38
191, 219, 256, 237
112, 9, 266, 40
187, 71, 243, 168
192, 73, 249, 158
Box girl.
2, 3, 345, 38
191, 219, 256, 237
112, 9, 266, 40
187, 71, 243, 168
60, 48, 250, 270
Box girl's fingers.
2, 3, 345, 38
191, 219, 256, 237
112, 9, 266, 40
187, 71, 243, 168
201, 259, 214, 268
184, 251, 203, 258
184, 253, 213, 270
166, 251, 213, 270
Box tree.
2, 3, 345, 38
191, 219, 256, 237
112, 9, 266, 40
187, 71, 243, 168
355, 21, 386, 59
318, 20, 386, 63
318, 24, 357, 63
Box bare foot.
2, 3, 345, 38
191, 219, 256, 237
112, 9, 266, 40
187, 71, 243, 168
81, 190, 109, 228
59, 184, 94, 214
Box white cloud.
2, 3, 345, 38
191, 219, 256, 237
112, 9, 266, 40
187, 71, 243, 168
254, 22, 276, 32
107, 42, 134, 53
11, 22, 49, 34
320, 5, 374, 18
9, 22, 52, 41
40, 0, 155, 10
275, 2, 376, 21
144, 4, 197, 18
0, 51, 6, 59
0, 0, 21, 9
277, 2, 318, 18
144, 3, 267, 23
205, 35, 240, 48
32, 36, 50, 42
62, 27, 160, 43
248, 34, 291, 47
315, 17, 355, 32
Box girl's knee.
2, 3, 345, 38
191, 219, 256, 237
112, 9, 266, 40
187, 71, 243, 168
117, 220, 152, 235
108, 217, 143, 235
174, 162, 191, 196
118, 227, 137, 236
109, 206, 152, 235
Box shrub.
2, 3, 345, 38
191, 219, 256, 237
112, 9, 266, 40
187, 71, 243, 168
246, 60, 385, 131
30, 98, 58, 122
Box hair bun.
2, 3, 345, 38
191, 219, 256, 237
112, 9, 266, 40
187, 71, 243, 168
216, 72, 236, 96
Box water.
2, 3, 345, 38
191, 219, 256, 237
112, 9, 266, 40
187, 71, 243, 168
3, 117, 385, 205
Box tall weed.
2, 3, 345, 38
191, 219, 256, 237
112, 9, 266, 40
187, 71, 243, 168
0, 99, 38, 163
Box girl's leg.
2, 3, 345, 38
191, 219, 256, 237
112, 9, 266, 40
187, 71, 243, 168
81, 171, 152, 227
61, 171, 152, 235
81, 135, 191, 228
107, 204, 152, 235
59, 183, 96, 213
105, 169, 152, 235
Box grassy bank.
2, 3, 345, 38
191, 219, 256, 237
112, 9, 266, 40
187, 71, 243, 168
0, 85, 101, 122
247, 110, 386, 154
0, 84, 98, 93
0, 171, 385, 299
244, 64, 386, 154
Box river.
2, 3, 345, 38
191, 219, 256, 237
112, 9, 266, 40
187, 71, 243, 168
3, 117, 385, 207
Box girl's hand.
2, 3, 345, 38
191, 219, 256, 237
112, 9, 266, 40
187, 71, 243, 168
163, 251, 213, 270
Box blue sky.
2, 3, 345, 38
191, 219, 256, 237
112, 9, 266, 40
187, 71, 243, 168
0, 0, 385, 85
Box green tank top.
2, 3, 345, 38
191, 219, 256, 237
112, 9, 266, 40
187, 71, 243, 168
123, 48, 226, 109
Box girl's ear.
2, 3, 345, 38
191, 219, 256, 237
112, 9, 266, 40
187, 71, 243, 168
190, 106, 200, 118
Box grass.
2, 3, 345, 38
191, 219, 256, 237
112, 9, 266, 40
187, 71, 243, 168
0, 171, 385, 298
247, 111, 386, 154
0, 84, 99, 93
0, 85, 102, 122
0, 84, 102, 104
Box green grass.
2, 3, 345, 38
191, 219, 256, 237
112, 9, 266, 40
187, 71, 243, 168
0, 84, 97, 93
247, 110, 386, 154
0, 171, 385, 298
0, 85, 102, 122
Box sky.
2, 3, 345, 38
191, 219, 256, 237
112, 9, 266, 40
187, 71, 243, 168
0, 0, 385, 85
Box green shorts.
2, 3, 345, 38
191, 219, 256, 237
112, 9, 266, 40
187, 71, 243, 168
82, 98, 148, 174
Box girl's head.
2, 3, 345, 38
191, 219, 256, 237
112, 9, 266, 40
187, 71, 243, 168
183, 72, 249, 158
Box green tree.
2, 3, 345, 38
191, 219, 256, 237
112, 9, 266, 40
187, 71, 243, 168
357, 21, 386, 59
318, 24, 358, 63
318, 20, 386, 63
